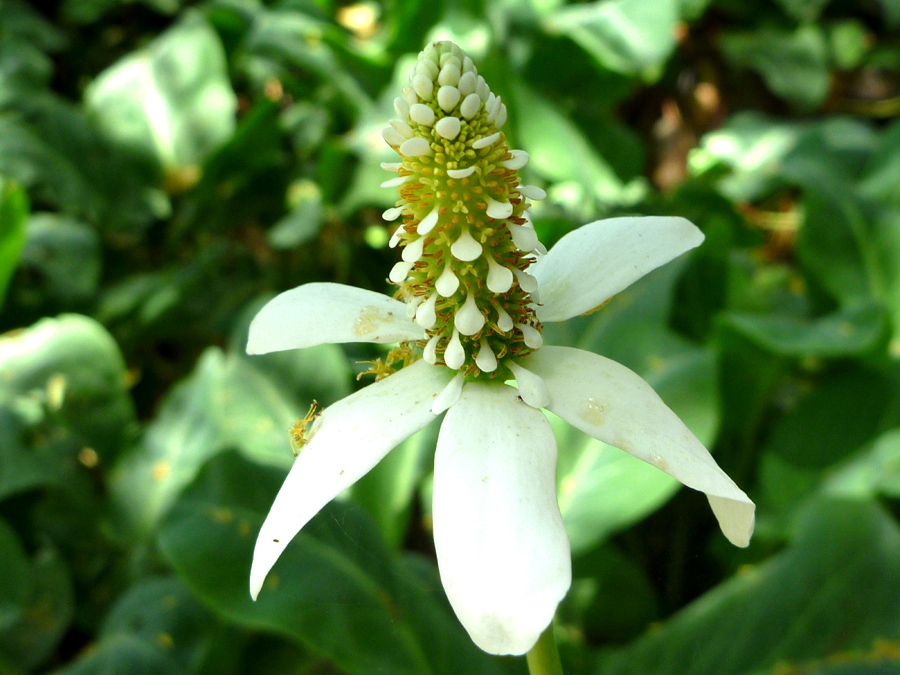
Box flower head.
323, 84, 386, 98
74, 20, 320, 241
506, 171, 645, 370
247, 40, 755, 656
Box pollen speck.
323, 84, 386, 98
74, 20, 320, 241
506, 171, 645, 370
353, 305, 389, 336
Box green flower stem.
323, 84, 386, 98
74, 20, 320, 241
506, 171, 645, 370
526, 624, 564, 675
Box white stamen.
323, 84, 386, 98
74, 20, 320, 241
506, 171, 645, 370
496, 305, 514, 332
382, 206, 404, 221
473, 132, 500, 150
406, 294, 424, 319
458, 72, 476, 96
513, 267, 539, 294
399, 137, 431, 157
391, 119, 414, 138
394, 97, 410, 121
487, 95, 502, 122
494, 104, 508, 128
517, 323, 543, 349
381, 162, 401, 172
438, 64, 461, 87
402, 235, 425, 263
435, 116, 461, 140
444, 329, 465, 370
423, 333, 440, 364
476, 76, 489, 101
412, 74, 433, 100
403, 86, 417, 106
455, 293, 486, 336
475, 337, 498, 372
450, 227, 483, 261
518, 185, 546, 200
447, 165, 475, 179
381, 175, 410, 188
382, 126, 404, 147
437, 86, 461, 113
485, 196, 513, 219
389, 260, 413, 283
507, 361, 550, 409
486, 256, 514, 293
432, 373, 465, 414
417, 207, 439, 235
463, 56, 474, 73
501, 150, 529, 170
416, 59, 438, 80
436, 264, 460, 297
509, 223, 539, 252
415, 292, 438, 328
410, 103, 435, 126
460, 93, 481, 119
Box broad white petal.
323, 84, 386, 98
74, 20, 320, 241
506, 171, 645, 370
247, 283, 424, 354
251, 360, 451, 599
531, 217, 704, 323
524, 346, 754, 547
433, 383, 571, 655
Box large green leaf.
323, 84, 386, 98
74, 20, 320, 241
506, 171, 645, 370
85, 13, 236, 171
595, 500, 900, 675
109, 342, 351, 537
544, 0, 680, 78
157, 453, 509, 675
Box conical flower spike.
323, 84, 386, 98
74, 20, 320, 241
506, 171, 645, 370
382, 40, 545, 377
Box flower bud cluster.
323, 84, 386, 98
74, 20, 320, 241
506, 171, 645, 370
382, 41, 546, 377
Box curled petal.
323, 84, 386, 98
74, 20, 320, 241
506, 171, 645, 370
434, 383, 570, 655
247, 283, 424, 354
531, 217, 704, 323
524, 346, 755, 547
250, 360, 452, 599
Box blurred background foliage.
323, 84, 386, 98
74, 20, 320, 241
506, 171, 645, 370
2, 0, 900, 673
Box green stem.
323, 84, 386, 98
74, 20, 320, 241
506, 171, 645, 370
526, 624, 564, 675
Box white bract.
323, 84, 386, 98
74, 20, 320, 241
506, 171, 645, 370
246, 216, 755, 656
247, 40, 754, 658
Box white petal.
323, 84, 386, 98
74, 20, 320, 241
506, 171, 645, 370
391, 119, 414, 138
431, 268, 456, 300
506, 361, 550, 409
494, 104, 507, 129
531, 217, 705, 323
454, 293, 486, 336
415, 292, 438, 329
501, 150, 529, 170
447, 165, 475, 179
517, 323, 543, 349
393, 97, 410, 121
445, 329, 465, 369
432, 373, 465, 414
473, 132, 500, 150
412, 73, 433, 100
381, 175, 410, 188
439, 64, 461, 87
424, 333, 440, 364
417, 207, 439, 235
458, 72, 477, 97
486, 257, 514, 294
402, 235, 425, 263
410, 103, 435, 126
485, 197, 512, 220
495, 305, 513, 332
247, 283, 424, 354
433, 383, 570, 655
389, 260, 413, 283
518, 185, 546, 201
450, 227, 483, 262
509, 223, 538, 253
381, 126, 404, 147
382, 206, 404, 221
381, 162, 401, 172
400, 137, 431, 157
437, 86, 461, 112
435, 116, 461, 140
475, 337, 497, 372
524, 346, 755, 547
460, 92, 481, 119
251, 360, 452, 599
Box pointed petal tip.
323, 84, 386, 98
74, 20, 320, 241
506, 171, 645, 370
709, 494, 756, 548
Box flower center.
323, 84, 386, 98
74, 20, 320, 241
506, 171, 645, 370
382, 41, 546, 378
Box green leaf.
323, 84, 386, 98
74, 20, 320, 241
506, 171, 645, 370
0, 518, 30, 634
773, 0, 830, 21
157, 453, 506, 675
85, 13, 237, 171
763, 369, 892, 470
595, 500, 900, 675
52, 636, 183, 675
0, 178, 28, 308
721, 301, 888, 358
824, 427, 900, 500
721, 23, 830, 110
110, 344, 351, 537
18, 213, 102, 305
544, 0, 680, 78
0, 545, 74, 671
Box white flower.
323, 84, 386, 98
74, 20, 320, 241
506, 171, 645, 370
246, 215, 755, 656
